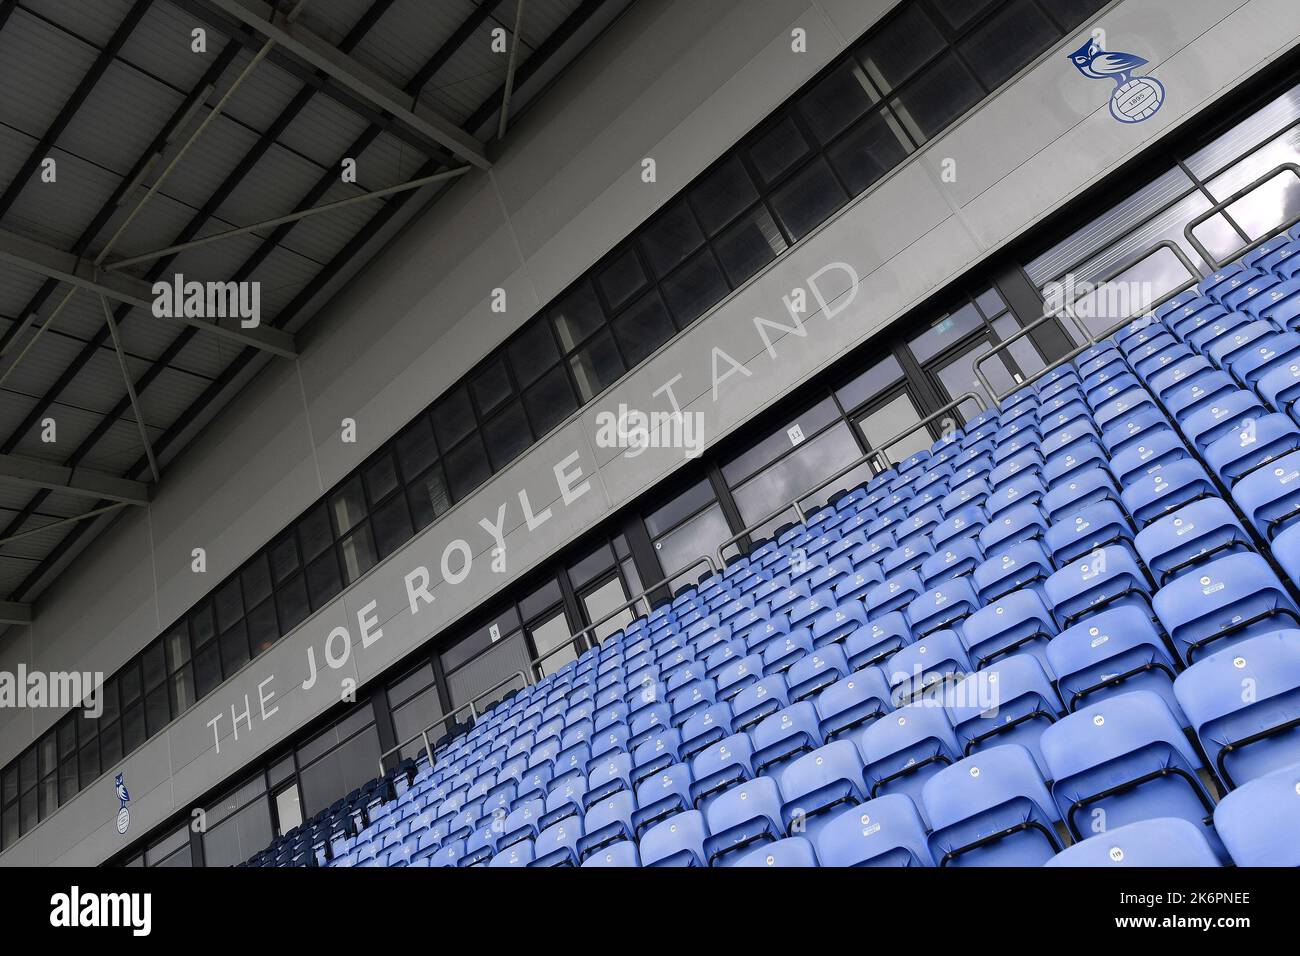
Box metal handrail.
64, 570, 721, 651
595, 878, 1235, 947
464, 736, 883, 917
525, 553, 719, 680
975, 238, 1205, 405
971, 297, 1096, 403
377, 669, 528, 776
1184, 162, 1300, 270
715, 391, 986, 565
376, 551, 719, 774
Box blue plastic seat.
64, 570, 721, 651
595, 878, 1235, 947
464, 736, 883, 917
730, 674, 790, 733
1108, 429, 1190, 485
786, 644, 850, 702
489, 841, 536, 867
979, 502, 1048, 552
1044, 817, 1221, 867
1152, 552, 1300, 663
866, 570, 924, 618
1232, 448, 1300, 540
429, 839, 466, 867
639, 810, 708, 867
579, 840, 640, 867
919, 537, 984, 587
751, 701, 823, 776
810, 602, 867, 649
972, 539, 1054, 603
1133, 497, 1252, 585
814, 667, 892, 741
814, 794, 934, 866
946, 653, 1063, 779
690, 732, 755, 806
922, 745, 1062, 867
679, 702, 732, 759
585, 752, 634, 806
1040, 467, 1120, 523
1047, 605, 1185, 722
1100, 405, 1171, 457
577, 789, 637, 861
905, 577, 980, 638
1039, 690, 1222, 855
832, 564, 884, 604
1274, 520, 1300, 588
1212, 763, 1300, 866
1044, 499, 1134, 566
734, 836, 819, 866
843, 612, 911, 669
1173, 630, 1300, 788
1044, 544, 1152, 627
702, 776, 784, 865
885, 630, 971, 705
777, 740, 867, 835
1120, 458, 1216, 526
854, 703, 961, 824
631, 762, 693, 836
1180, 390, 1267, 452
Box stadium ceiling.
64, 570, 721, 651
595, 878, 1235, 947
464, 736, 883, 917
0, 0, 631, 625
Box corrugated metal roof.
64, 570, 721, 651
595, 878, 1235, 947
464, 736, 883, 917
0, 0, 621, 615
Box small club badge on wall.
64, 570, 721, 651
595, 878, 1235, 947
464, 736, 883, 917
115, 772, 131, 834
1068, 34, 1165, 124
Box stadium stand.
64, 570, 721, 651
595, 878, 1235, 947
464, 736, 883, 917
238, 223, 1300, 867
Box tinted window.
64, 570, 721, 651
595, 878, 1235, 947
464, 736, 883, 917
799, 59, 876, 144
889, 52, 983, 143
611, 292, 676, 367
857, 4, 945, 93
689, 156, 759, 235
640, 200, 705, 277
959, 0, 1058, 91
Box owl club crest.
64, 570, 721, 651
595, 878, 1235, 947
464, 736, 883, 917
115, 773, 131, 835
1068, 35, 1166, 124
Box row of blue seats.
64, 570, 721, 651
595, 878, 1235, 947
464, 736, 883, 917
254, 226, 1300, 867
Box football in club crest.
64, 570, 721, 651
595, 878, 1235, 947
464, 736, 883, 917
1068, 36, 1165, 124
115, 772, 131, 834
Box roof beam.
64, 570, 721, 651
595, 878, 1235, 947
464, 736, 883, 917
0, 601, 30, 625
199, 0, 491, 168
0, 453, 150, 506
0, 0, 154, 221
0, 228, 297, 358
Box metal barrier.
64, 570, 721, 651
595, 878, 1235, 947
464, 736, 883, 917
974, 238, 1205, 406
1183, 162, 1300, 270
376, 550, 718, 776
524, 553, 719, 680
369, 173, 1300, 791
978, 166, 1300, 411
377, 669, 528, 777
715, 391, 986, 565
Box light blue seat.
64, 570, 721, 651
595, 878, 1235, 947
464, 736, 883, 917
1044, 817, 1220, 867
1039, 690, 1223, 858
1213, 762, 1300, 866
814, 794, 934, 866
640, 810, 708, 867
1173, 630, 1300, 788
922, 745, 1062, 867
734, 836, 819, 867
